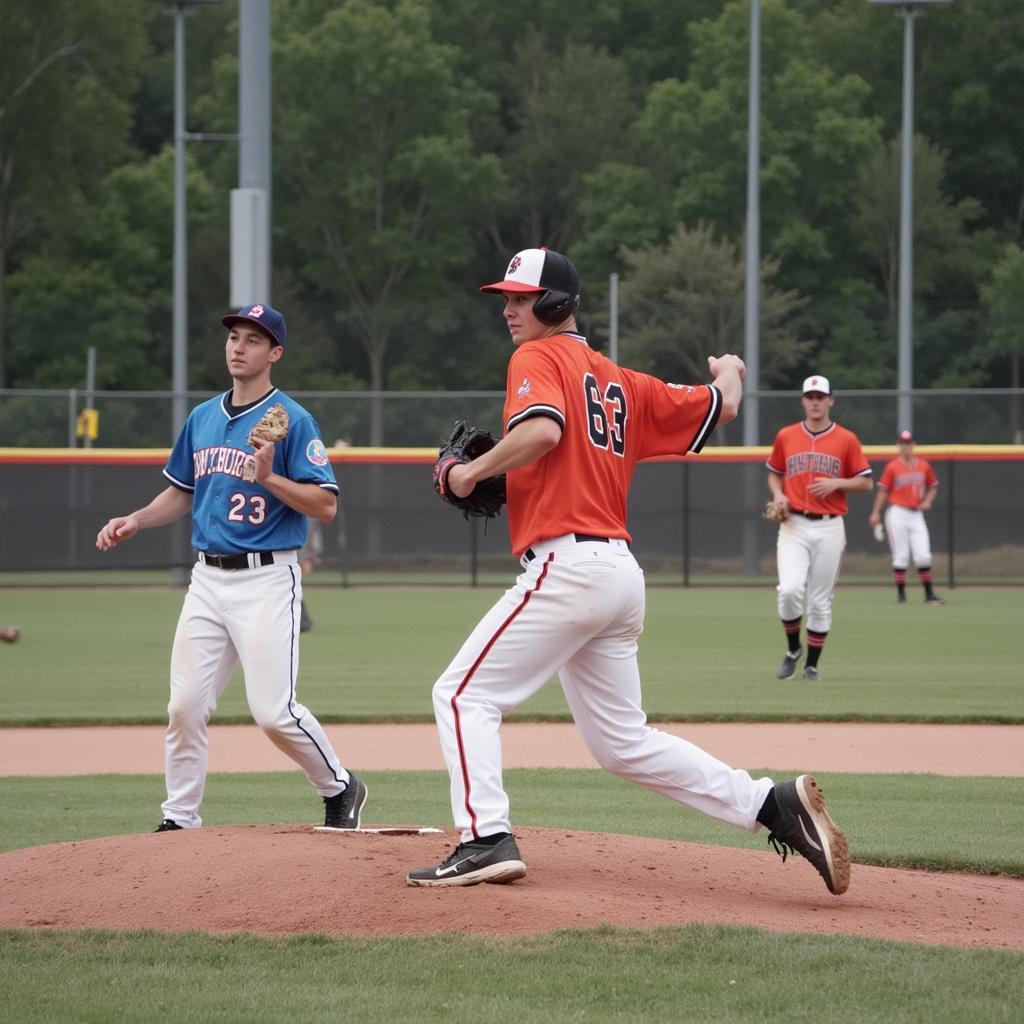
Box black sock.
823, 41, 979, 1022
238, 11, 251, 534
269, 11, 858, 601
756, 789, 779, 830
472, 831, 511, 847
782, 617, 802, 654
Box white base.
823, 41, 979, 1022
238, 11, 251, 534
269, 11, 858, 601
313, 825, 444, 835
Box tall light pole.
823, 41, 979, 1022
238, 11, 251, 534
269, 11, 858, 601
742, 0, 762, 576
165, 0, 225, 440
869, 0, 953, 433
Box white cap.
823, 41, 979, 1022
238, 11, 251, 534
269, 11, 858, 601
802, 375, 831, 395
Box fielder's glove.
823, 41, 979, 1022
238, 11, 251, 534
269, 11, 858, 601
247, 403, 289, 447
242, 403, 290, 481
763, 500, 790, 524
433, 419, 506, 521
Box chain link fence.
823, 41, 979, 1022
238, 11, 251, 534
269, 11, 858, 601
2, 388, 1023, 449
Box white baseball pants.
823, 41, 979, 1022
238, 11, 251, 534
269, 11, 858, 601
884, 505, 932, 568
432, 533, 774, 843
776, 515, 847, 634
162, 559, 347, 827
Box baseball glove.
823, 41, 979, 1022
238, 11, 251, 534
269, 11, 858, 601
763, 501, 789, 524
433, 419, 506, 520
242, 403, 289, 481
247, 403, 289, 448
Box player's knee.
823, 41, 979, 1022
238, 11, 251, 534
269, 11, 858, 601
251, 705, 288, 732
431, 675, 459, 714
166, 699, 208, 732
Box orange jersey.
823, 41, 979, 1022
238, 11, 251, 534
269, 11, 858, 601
766, 421, 871, 516
878, 456, 937, 509
503, 333, 722, 557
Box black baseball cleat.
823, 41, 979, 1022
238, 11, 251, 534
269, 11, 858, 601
897, 592, 907, 603
775, 648, 802, 679
925, 595, 945, 605
154, 819, 182, 832
801, 666, 821, 682
406, 834, 527, 887
766, 775, 850, 895
322, 773, 368, 829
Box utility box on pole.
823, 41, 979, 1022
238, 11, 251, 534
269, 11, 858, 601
230, 187, 269, 306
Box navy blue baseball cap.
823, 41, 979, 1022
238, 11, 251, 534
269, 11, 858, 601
221, 304, 287, 347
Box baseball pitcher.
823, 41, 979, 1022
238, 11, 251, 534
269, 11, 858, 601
408, 247, 850, 897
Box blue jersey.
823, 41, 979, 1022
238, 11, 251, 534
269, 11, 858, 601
164, 389, 338, 555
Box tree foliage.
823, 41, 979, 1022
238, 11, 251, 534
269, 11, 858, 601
0, 0, 1019, 425
0, 0, 147, 385
615, 222, 809, 388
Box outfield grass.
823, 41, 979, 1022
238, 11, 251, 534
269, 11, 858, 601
2, 926, 1022, 1024
3, 583, 1021, 1023
1, 586, 1021, 724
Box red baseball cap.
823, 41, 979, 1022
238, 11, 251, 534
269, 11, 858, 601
898, 430, 914, 442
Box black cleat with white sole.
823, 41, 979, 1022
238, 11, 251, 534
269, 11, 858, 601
322, 773, 368, 830
407, 833, 526, 887
766, 775, 850, 895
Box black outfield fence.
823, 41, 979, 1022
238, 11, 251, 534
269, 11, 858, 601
0, 446, 1021, 587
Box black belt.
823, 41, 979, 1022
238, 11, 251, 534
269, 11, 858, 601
524, 534, 611, 562
200, 551, 276, 570
790, 510, 831, 521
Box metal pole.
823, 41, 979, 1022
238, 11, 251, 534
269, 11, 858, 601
608, 272, 619, 363
68, 388, 77, 448
742, 0, 762, 576
896, 8, 919, 434
171, 4, 188, 440
743, 0, 761, 438
84, 346, 96, 449
237, 0, 272, 303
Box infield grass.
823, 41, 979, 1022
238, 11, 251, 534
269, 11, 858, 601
2, 926, 1022, 1024
2, 769, 1023, 878
1, 585, 1021, 724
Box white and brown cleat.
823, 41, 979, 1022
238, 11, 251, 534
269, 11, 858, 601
767, 774, 850, 895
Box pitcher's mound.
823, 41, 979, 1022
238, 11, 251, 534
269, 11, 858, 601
1, 825, 1021, 948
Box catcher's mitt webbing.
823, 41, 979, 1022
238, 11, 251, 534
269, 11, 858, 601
433, 419, 506, 520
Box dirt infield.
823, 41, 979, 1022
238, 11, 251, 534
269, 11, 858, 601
3, 721, 1023, 776
2, 723, 1023, 949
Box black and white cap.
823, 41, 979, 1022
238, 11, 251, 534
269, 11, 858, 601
480, 247, 580, 298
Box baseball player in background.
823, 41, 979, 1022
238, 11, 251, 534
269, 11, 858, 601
96, 304, 367, 832
407, 247, 850, 897
869, 430, 944, 605
766, 376, 873, 682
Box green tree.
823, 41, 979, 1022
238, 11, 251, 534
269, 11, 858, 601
981, 244, 1024, 441
272, 0, 504, 443
497, 37, 637, 253
7, 148, 218, 392
851, 135, 995, 389
614, 223, 809, 395
0, 0, 147, 386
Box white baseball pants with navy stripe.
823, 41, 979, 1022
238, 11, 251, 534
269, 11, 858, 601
432, 533, 774, 843
162, 560, 348, 827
